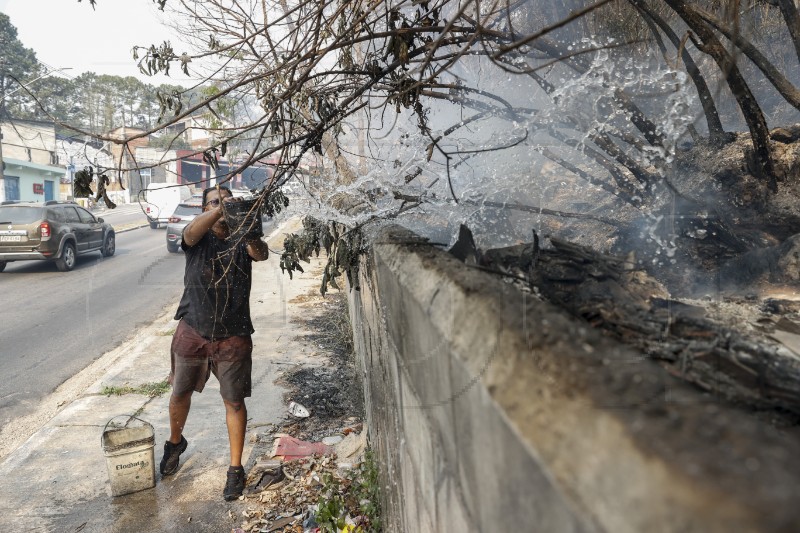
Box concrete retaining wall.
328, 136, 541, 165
347, 225, 800, 533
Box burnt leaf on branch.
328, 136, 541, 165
263, 189, 290, 218
154, 89, 183, 122
202, 148, 220, 171
280, 217, 366, 295
134, 41, 177, 78
280, 217, 331, 280
73, 167, 95, 198
94, 174, 117, 209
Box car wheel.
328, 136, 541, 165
167, 242, 180, 253
56, 242, 76, 272
102, 233, 116, 257
150, 221, 159, 229
0, 261, 6, 273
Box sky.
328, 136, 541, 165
0, 0, 195, 86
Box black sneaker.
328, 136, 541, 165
223, 466, 246, 501
160, 436, 188, 476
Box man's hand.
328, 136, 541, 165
182, 205, 224, 246
183, 189, 236, 246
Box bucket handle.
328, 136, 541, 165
101, 415, 154, 445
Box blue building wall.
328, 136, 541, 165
3, 158, 64, 202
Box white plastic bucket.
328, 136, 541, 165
101, 416, 156, 497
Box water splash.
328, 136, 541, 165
287, 35, 700, 255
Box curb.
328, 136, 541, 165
113, 223, 151, 233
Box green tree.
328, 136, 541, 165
29, 75, 77, 129
0, 13, 43, 117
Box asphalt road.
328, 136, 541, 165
92, 202, 149, 228
0, 226, 185, 427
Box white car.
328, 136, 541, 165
143, 183, 191, 229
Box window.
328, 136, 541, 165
173, 204, 203, 216
139, 168, 153, 189
0, 206, 43, 224
4, 176, 20, 201
76, 208, 96, 223
46, 208, 64, 222
62, 207, 82, 223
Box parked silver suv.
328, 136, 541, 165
0, 201, 115, 272
165, 201, 203, 253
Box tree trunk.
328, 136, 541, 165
776, 0, 800, 63
697, 5, 800, 112
663, 0, 777, 189
629, 0, 730, 146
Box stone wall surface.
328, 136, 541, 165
347, 225, 800, 533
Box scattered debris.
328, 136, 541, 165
333, 431, 367, 466
288, 401, 311, 418
264, 516, 295, 531
769, 330, 800, 359
245, 462, 286, 495
271, 435, 332, 461
322, 436, 343, 446
231, 291, 378, 532
237, 444, 379, 532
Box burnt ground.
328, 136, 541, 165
233, 290, 372, 533
278, 290, 364, 440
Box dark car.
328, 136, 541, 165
0, 201, 115, 272
165, 201, 203, 253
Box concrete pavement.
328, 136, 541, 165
0, 216, 327, 532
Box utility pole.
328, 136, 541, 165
0, 113, 6, 203
0, 33, 7, 203
69, 156, 75, 201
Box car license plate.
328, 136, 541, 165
0, 235, 21, 242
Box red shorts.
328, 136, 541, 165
169, 320, 253, 402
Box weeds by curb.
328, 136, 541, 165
101, 380, 171, 398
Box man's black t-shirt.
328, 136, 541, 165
174, 231, 254, 339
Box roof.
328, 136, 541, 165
0, 117, 57, 128
0, 200, 78, 207
55, 134, 107, 150
4, 157, 65, 175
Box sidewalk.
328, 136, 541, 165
0, 217, 328, 532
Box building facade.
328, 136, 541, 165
1, 119, 65, 202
